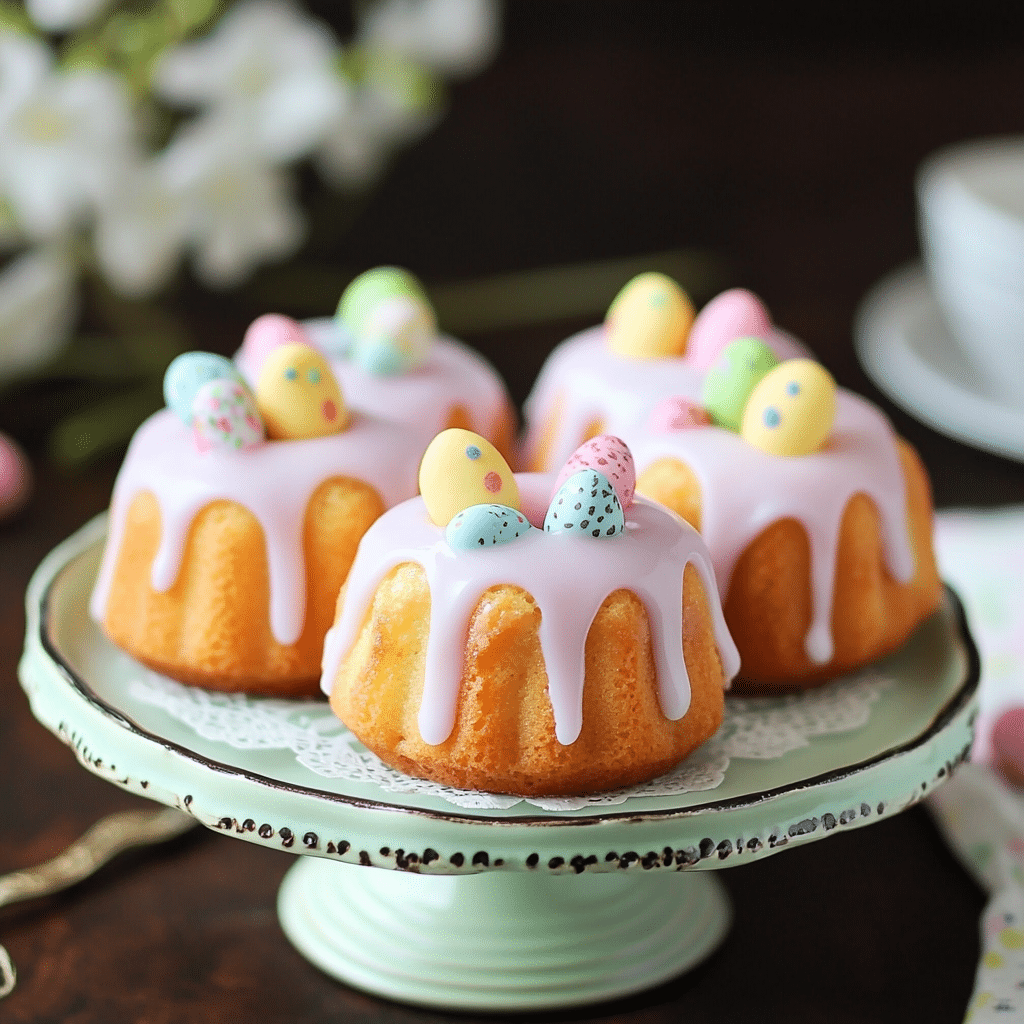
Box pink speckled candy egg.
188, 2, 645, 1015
687, 288, 772, 371
240, 314, 313, 377
648, 396, 713, 432
552, 435, 635, 509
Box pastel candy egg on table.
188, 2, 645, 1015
648, 395, 712, 433
687, 288, 773, 370
419, 428, 519, 526
545, 469, 625, 538
191, 378, 264, 452
740, 359, 837, 457
605, 272, 695, 359
337, 266, 437, 376
701, 336, 779, 430
240, 314, 313, 375
446, 503, 533, 550
0, 432, 31, 521
992, 708, 1024, 788
552, 434, 636, 509
256, 343, 349, 440
163, 352, 243, 423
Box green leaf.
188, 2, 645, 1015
0, 3, 34, 34
164, 0, 223, 35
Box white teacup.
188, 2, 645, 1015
917, 137, 1024, 406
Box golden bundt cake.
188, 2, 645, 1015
320, 432, 739, 796
91, 329, 429, 696
522, 276, 942, 690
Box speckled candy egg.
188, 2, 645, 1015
544, 469, 624, 538
337, 266, 436, 375
648, 396, 713, 432
164, 352, 243, 424
255, 343, 348, 440
687, 288, 773, 370
191, 378, 265, 452
605, 272, 695, 359
418, 428, 519, 527
240, 314, 312, 376
740, 359, 837, 457
351, 293, 436, 376
701, 336, 779, 431
552, 435, 635, 509
445, 503, 533, 550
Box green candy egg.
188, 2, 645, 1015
701, 336, 779, 430
336, 266, 431, 335
336, 266, 437, 376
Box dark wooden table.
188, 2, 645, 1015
3, 6, 1024, 1021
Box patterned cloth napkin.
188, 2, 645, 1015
929, 508, 1024, 1020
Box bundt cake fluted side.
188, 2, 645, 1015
98, 478, 384, 696
328, 562, 727, 797
637, 438, 941, 690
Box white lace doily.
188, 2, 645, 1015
129, 670, 891, 812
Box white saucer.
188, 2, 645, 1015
854, 263, 1024, 462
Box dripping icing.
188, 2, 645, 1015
321, 475, 740, 746
523, 325, 915, 664
90, 409, 424, 646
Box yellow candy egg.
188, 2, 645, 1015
605, 272, 695, 359
740, 359, 837, 457
256, 343, 349, 440
418, 428, 519, 527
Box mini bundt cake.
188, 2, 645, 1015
239, 267, 517, 461
522, 275, 942, 690
91, 323, 426, 696
321, 430, 739, 797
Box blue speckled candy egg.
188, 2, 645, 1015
445, 503, 533, 550
544, 469, 625, 538
164, 352, 244, 424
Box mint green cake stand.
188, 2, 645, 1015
19, 517, 979, 1012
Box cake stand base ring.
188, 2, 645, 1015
277, 857, 732, 1011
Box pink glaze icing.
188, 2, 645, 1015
90, 408, 425, 647
258, 319, 512, 443
523, 324, 915, 666
321, 474, 740, 747
523, 325, 809, 471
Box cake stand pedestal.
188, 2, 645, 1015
19, 517, 979, 1012
279, 859, 729, 1009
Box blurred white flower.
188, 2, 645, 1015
93, 160, 191, 298
26, 0, 112, 32
316, 51, 440, 189
162, 116, 305, 288
316, 92, 433, 189
0, 32, 135, 239
0, 244, 77, 384
358, 0, 502, 78
154, 0, 347, 164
